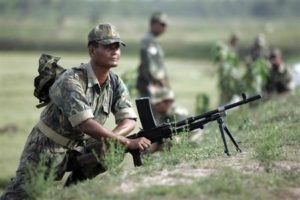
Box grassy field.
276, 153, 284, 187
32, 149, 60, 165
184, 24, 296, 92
1, 18, 300, 60
41, 90, 300, 200
0, 51, 300, 199
0, 51, 217, 194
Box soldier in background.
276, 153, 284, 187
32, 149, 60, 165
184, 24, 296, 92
263, 48, 294, 99
136, 11, 170, 97
145, 87, 203, 153
227, 32, 240, 56
243, 34, 270, 95
248, 33, 269, 63
212, 32, 243, 104
150, 87, 188, 125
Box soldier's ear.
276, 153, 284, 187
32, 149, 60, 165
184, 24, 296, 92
88, 46, 95, 57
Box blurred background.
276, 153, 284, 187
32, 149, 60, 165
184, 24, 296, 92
1, 0, 300, 58
0, 0, 300, 193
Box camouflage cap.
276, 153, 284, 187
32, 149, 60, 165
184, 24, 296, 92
255, 34, 266, 47
150, 11, 168, 25
269, 48, 282, 59
151, 87, 174, 104
88, 23, 125, 46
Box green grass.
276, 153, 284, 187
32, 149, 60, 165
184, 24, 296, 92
1, 18, 300, 60
1, 52, 300, 199
0, 51, 216, 195
37, 91, 300, 200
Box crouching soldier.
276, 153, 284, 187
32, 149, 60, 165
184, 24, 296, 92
145, 87, 202, 153
263, 48, 294, 99
0, 23, 150, 200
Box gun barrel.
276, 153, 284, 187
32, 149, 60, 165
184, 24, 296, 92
224, 94, 261, 110
171, 94, 261, 127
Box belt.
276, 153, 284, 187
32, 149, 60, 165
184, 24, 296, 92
37, 120, 78, 149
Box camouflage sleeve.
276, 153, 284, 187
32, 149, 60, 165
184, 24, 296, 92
140, 45, 152, 79
49, 70, 94, 127
112, 75, 137, 124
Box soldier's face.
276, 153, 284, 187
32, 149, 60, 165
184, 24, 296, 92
91, 42, 121, 68
152, 22, 166, 36
270, 56, 281, 70
230, 38, 239, 47
155, 99, 173, 114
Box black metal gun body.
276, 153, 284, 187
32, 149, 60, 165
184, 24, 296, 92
127, 94, 261, 166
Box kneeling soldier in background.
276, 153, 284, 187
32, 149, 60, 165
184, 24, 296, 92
263, 48, 294, 99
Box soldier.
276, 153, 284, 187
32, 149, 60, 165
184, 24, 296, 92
136, 11, 170, 97
145, 87, 193, 153
150, 87, 188, 125
263, 49, 294, 98
228, 32, 240, 55
243, 34, 270, 95
0, 23, 151, 200
212, 33, 242, 104
248, 33, 269, 63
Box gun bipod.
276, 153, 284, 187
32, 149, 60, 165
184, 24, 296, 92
217, 117, 242, 156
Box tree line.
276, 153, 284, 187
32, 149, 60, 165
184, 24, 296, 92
0, 0, 299, 23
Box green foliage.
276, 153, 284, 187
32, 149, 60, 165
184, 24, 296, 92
243, 58, 270, 94
97, 140, 126, 175
163, 131, 194, 165
228, 91, 300, 169
22, 155, 56, 200
198, 168, 300, 199
212, 41, 270, 104
131, 168, 300, 200
195, 93, 210, 114
212, 42, 244, 103
121, 69, 138, 97
199, 168, 251, 197
253, 125, 283, 171
1, 52, 300, 199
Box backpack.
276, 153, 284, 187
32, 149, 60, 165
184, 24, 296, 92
34, 53, 118, 109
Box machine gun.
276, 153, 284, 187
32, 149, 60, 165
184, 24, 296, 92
127, 93, 261, 166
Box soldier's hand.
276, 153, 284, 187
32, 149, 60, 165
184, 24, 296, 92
148, 84, 157, 94
159, 79, 169, 87
126, 137, 151, 151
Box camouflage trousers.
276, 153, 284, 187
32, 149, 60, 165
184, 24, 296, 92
0, 125, 107, 200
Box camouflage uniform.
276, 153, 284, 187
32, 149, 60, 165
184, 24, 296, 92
212, 40, 242, 104
136, 12, 169, 97
264, 64, 293, 95
1, 25, 136, 200
243, 34, 270, 96
248, 34, 269, 62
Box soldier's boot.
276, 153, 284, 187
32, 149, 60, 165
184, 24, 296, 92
64, 170, 87, 187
